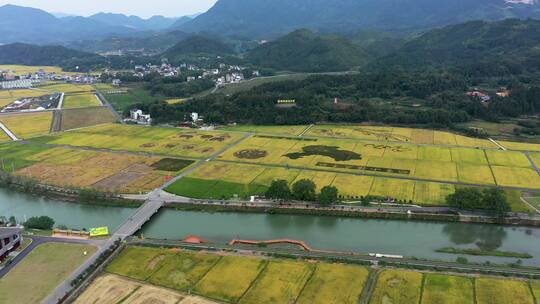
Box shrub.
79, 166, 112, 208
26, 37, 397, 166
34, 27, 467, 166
24, 216, 55, 230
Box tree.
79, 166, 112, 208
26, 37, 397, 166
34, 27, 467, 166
446, 188, 483, 209
481, 188, 510, 217
292, 179, 317, 202
319, 186, 339, 206
265, 179, 291, 200
24, 216, 55, 230
8, 216, 16, 226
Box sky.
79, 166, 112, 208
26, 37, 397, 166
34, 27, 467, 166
0, 0, 218, 18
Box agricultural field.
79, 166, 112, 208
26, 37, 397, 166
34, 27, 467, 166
0, 142, 193, 193
421, 274, 474, 304
0, 242, 96, 304
498, 140, 540, 152
34, 123, 244, 158
239, 260, 314, 304
307, 125, 498, 148
59, 107, 118, 131
220, 124, 309, 136
0, 89, 53, 108
475, 278, 534, 304
165, 161, 527, 208
296, 263, 368, 304
0, 111, 52, 138
62, 93, 101, 109
369, 270, 423, 304
194, 255, 266, 302
39, 83, 95, 94
101, 246, 540, 304
0, 130, 9, 142
0, 65, 64, 75
75, 274, 218, 304
103, 86, 157, 112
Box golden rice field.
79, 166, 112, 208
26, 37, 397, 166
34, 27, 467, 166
0, 111, 52, 138
220, 124, 309, 136
421, 274, 474, 304
2, 143, 192, 193
307, 125, 497, 148
62, 93, 101, 109
101, 246, 540, 304
369, 270, 423, 304
75, 274, 218, 304
498, 140, 540, 152
39, 83, 95, 93
35, 124, 244, 158
475, 278, 534, 304
0, 65, 64, 75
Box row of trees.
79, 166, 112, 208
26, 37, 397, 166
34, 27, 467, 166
446, 188, 511, 216
265, 179, 339, 206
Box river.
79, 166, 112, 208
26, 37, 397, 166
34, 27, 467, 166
1, 188, 540, 266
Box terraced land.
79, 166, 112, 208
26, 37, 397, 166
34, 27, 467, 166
102, 247, 540, 304
0, 142, 193, 193
62, 93, 101, 109
34, 124, 244, 158
0, 243, 96, 304
0, 111, 52, 138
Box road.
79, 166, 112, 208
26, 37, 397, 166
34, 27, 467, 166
0, 236, 105, 279
0, 121, 18, 141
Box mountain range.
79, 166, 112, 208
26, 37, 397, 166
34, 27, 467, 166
179, 0, 540, 39
0, 4, 190, 44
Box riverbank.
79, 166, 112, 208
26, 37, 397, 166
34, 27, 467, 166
165, 201, 540, 227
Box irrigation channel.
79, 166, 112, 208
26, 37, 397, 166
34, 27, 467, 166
1, 188, 540, 266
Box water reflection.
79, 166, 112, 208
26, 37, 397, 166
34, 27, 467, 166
443, 223, 507, 250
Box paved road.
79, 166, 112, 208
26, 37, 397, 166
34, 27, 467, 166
94, 90, 124, 124
0, 121, 18, 141
0, 236, 105, 279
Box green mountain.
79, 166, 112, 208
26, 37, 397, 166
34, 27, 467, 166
180, 0, 540, 39
246, 29, 367, 72
161, 35, 233, 60
0, 43, 106, 71
376, 19, 540, 76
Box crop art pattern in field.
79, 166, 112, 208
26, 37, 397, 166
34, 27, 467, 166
36, 124, 243, 158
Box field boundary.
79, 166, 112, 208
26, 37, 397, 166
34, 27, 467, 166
418, 273, 426, 304
292, 263, 317, 304
358, 269, 381, 304
237, 259, 269, 303
529, 281, 538, 304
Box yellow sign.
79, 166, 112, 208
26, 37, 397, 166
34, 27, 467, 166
89, 226, 109, 237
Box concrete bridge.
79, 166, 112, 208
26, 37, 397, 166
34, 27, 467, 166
113, 196, 164, 240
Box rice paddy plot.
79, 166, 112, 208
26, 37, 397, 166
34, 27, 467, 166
74, 274, 141, 304
59, 107, 117, 131
450, 148, 489, 165
0, 65, 64, 75
413, 182, 455, 206
220, 124, 308, 136
240, 260, 314, 304
417, 146, 452, 162
414, 160, 458, 182
35, 124, 243, 158
531, 281, 540, 301
369, 270, 423, 304
106, 246, 173, 281
62, 93, 101, 109
456, 164, 496, 185
498, 140, 540, 152
40, 83, 95, 93
369, 178, 415, 202
491, 166, 540, 189
475, 278, 534, 304
148, 251, 221, 291
122, 284, 184, 304
194, 256, 266, 303
296, 263, 368, 304
0, 112, 52, 138
421, 274, 474, 304
485, 150, 532, 168
332, 174, 374, 199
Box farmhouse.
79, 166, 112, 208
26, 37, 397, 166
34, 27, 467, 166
0, 227, 23, 261
128, 109, 152, 125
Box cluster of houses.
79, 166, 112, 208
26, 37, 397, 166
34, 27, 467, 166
466, 87, 510, 103
0, 68, 98, 85
109, 60, 259, 87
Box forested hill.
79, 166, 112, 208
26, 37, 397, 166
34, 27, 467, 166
179, 0, 540, 39
246, 29, 367, 72
0, 43, 106, 71
161, 35, 234, 60
375, 19, 540, 77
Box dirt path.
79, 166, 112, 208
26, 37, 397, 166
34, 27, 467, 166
358, 268, 380, 304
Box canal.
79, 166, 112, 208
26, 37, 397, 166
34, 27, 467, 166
1, 188, 540, 266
